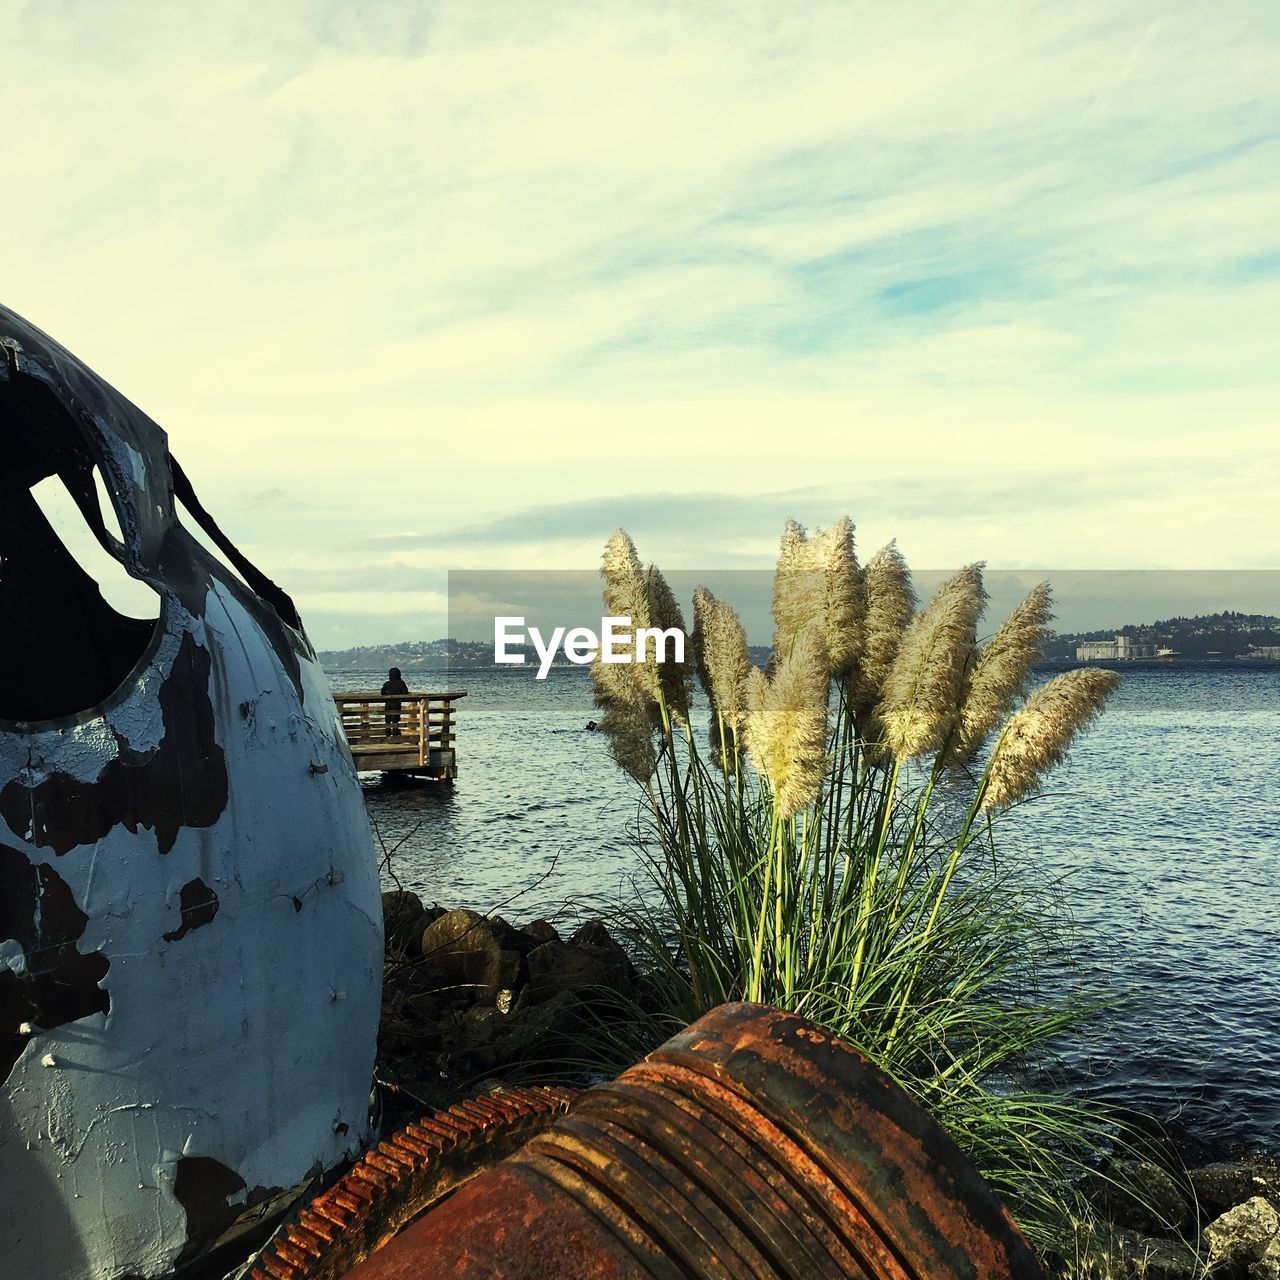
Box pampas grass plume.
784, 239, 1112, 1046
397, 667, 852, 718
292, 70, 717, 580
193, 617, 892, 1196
592, 657, 656, 781
814, 517, 862, 675
770, 519, 821, 664
744, 629, 830, 816
644, 564, 691, 724
771, 517, 862, 676
981, 668, 1121, 812
601, 531, 651, 677
946, 582, 1054, 765
880, 563, 987, 759
692, 587, 752, 761
601, 528, 643, 610
847, 542, 915, 718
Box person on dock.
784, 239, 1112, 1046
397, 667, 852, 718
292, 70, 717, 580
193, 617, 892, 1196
382, 666, 409, 737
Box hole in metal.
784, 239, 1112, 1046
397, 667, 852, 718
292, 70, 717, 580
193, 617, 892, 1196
0, 361, 160, 722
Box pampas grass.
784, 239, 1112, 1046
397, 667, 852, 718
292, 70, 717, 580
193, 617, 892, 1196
585, 522, 1123, 1258
770, 518, 815, 661
811, 516, 862, 675
593, 528, 690, 735
592, 659, 657, 782
644, 563, 692, 725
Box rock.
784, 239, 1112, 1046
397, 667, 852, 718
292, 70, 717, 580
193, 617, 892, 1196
397, 980, 446, 1028
383, 888, 425, 918
504, 989, 584, 1055
485, 914, 524, 949
438, 1005, 504, 1071
382, 890, 431, 954
1112, 1230, 1201, 1280
421, 906, 483, 954
520, 919, 561, 947
1203, 1197, 1280, 1270
420, 909, 522, 1005
572, 920, 636, 986
1071, 1222, 1201, 1280
438, 991, 584, 1076
570, 919, 622, 954
1251, 1237, 1280, 1280
379, 953, 448, 1056
1189, 1157, 1280, 1218
379, 908, 641, 1088
1088, 1158, 1192, 1233
486, 915, 547, 957
526, 932, 633, 1005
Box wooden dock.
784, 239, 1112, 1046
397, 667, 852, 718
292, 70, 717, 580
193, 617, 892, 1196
334, 691, 466, 779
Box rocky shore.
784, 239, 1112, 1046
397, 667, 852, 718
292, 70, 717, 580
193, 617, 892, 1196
377, 890, 639, 1101
374, 893, 1278, 1280
1070, 1152, 1280, 1279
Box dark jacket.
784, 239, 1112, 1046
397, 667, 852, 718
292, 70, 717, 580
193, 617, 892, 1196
381, 677, 408, 714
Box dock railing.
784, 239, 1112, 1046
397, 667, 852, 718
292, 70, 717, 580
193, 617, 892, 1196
333, 691, 466, 777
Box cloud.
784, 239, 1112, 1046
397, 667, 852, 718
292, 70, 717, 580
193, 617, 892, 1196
228, 487, 320, 511
3, 2, 1277, 644
356, 452, 1271, 557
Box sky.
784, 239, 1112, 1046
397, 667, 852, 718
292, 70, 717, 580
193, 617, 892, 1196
3, 1, 1278, 645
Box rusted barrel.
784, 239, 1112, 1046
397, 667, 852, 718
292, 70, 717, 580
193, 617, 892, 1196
338, 1003, 1046, 1279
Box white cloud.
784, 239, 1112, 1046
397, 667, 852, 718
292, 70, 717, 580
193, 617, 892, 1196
2, 1, 1277, 644
300, 590, 451, 615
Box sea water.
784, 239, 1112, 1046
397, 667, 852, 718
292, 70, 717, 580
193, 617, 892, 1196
327, 664, 1279, 1149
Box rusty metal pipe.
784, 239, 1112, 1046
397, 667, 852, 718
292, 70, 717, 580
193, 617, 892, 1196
333, 1004, 1046, 1279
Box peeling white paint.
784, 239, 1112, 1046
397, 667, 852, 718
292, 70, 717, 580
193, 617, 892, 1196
2, 597, 382, 1278
123, 443, 147, 491
0, 939, 25, 975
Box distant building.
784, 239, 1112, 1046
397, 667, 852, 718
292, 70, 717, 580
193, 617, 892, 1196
1249, 645, 1280, 660
1076, 635, 1157, 661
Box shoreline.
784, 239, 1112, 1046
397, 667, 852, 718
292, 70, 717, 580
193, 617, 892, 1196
378, 889, 1280, 1165
375, 891, 1279, 1279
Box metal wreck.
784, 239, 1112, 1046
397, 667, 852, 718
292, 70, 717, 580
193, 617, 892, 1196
247, 1003, 1047, 1280
0, 303, 383, 1280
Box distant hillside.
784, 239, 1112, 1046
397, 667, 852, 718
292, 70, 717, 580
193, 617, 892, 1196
317, 638, 496, 671
317, 636, 774, 671
1043, 611, 1280, 660
319, 613, 1280, 672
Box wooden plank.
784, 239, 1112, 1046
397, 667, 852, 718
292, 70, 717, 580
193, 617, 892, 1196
335, 706, 455, 716
333, 692, 468, 704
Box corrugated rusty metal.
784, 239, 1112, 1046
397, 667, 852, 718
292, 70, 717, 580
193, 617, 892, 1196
249, 1086, 577, 1280
321, 1003, 1047, 1279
